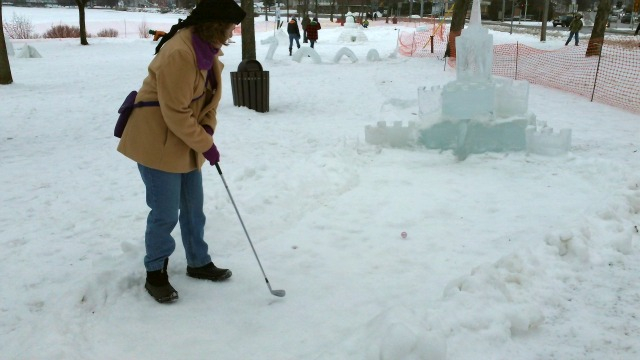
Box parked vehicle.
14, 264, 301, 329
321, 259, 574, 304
552, 15, 573, 27
620, 13, 637, 23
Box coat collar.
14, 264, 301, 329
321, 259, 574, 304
191, 32, 220, 70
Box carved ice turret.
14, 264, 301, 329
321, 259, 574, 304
441, 0, 497, 121
455, 0, 493, 83
365, 121, 417, 147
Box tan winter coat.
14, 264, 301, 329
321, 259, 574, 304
117, 27, 223, 173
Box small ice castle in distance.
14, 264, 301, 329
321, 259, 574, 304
365, 0, 571, 159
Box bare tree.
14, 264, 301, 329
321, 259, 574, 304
241, 0, 256, 60
444, 0, 471, 57
264, 0, 275, 21
330, 0, 336, 21
74, 0, 90, 45
302, 0, 310, 42
0, 4, 13, 85
586, 0, 610, 56
3, 13, 37, 39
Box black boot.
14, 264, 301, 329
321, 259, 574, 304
187, 262, 232, 281
145, 258, 178, 303
289, 47, 292, 56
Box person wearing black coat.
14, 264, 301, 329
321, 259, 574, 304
287, 17, 301, 56
301, 15, 310, 43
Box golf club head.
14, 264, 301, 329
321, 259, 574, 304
271, 289, 286, 297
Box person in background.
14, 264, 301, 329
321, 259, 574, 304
363, 18, 370, 28
306, 17, 321, 48
301, 15, 311, 43
117, 0, 246, 304
287, 16, 301, 56
564, 13, 583, 46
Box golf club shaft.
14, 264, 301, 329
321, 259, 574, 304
214, 163, 284, 297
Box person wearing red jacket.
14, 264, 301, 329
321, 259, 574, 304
305, 17, 321, 49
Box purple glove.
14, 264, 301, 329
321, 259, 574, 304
203, 125, 214, 136
203, 143, 220, 165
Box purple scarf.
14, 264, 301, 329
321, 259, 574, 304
192, 33, 219, 89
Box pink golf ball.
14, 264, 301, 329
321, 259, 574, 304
401, 231, 407, 239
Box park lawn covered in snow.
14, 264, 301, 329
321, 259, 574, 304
1, 6, 640, 360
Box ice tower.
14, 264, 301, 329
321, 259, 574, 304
441, 0, 496, 120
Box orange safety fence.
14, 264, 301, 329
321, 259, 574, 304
234, 17, 441, 35
396, 19, 449, 57
399, 29, 640, 114
232, 21, 281, 35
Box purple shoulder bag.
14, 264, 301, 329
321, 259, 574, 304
114, 91, 160, 138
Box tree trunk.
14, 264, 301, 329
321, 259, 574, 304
444, 0, 471, 58
0, 4, 14, 85
75, 0, 89, 45
540, 0, 549, 41
302, 0, 309, 42
586, 0, 609, 57
241, 0, 256, 60
330, 0, 335, 22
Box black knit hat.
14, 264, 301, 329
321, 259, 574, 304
190, 0, 246, 25
155, 0, 246, 54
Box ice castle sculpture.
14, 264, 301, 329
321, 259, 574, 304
418, 0, 538, 160
364, 0, 571, 159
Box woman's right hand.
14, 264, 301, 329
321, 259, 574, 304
203, 143, 220, 165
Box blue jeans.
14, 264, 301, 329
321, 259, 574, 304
138, 164, 212, 271
565, 31, 579, 45
288, 34, 300, 49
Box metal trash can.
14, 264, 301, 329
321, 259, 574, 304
230, 59, 269, 113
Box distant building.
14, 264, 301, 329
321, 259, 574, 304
14, 0, 58, 7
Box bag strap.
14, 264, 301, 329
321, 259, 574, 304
132, 92, 204, 109
133, 100, 160, 108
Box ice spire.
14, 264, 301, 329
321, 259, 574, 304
455, 0, 493, 82
469, 0, 482, 28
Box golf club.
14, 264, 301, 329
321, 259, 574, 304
214, 163, 286, 297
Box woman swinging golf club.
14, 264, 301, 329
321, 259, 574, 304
117, 0, 245, 303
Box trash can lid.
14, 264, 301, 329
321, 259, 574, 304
237, 59, 263, 72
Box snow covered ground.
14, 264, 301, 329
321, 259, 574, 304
1, 6, 640, 360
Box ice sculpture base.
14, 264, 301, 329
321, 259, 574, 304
418, 114, 534, 160
441, 81, 495, 120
